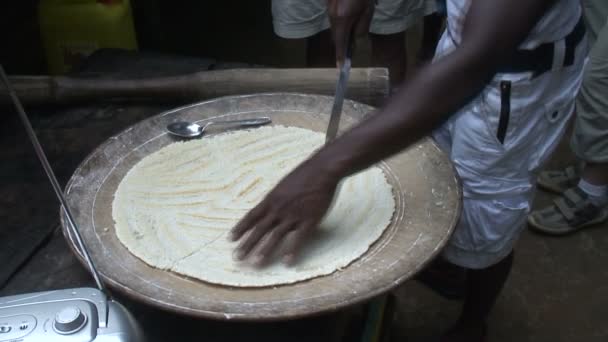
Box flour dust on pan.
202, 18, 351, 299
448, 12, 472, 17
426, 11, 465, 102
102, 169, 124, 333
112, 125, 396, 287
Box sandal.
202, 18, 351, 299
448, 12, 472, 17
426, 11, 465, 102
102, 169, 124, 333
537, 166, 580, 194
528, 187, 608, 235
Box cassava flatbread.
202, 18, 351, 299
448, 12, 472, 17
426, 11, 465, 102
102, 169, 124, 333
112, 126, 395, 287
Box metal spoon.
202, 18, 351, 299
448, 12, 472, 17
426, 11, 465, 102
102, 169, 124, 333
167, 117, 272, 138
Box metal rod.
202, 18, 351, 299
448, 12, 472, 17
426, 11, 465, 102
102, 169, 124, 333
0, 65, 107, 293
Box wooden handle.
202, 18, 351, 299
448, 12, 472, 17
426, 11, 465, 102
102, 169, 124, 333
0, 68, 389, 106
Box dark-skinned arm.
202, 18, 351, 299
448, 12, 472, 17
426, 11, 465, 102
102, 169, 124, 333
230, 0, 557, 265
318, 0, 556, 178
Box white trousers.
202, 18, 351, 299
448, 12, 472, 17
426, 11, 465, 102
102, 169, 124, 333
433, 30, 587, 269
271, 0, 437, 38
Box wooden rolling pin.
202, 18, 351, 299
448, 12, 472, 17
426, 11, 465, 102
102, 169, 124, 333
0, 68, 389, 106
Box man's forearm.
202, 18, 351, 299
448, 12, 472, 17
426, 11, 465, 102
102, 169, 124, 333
313, 0, 556, 180
315, 46, 494, 179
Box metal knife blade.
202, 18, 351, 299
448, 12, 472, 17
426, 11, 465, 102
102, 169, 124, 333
325, 41, 353, 143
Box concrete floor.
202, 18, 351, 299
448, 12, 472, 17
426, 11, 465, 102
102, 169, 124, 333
2, 123, 607, 342
393, 132, 608, 342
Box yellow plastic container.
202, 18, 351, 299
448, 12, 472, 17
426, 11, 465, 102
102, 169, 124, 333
39, 0, 138, 74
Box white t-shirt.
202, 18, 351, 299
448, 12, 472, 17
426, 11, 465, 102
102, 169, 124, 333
446, 0, 581, 49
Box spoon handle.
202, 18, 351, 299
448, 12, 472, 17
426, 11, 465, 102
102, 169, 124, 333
207, 117, 271, 129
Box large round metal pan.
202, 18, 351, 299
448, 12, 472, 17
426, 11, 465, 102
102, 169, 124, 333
61, 93, 461, 321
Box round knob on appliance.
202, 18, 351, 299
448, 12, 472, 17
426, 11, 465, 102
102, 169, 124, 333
53, 306, 87, 334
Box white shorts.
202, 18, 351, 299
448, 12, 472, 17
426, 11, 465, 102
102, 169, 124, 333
271, 0, 438, 39
432, 30, 587, 269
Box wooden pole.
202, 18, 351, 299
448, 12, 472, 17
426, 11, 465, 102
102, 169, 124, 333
0, 68, 389, 107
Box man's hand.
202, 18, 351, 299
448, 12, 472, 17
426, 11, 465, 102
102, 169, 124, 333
230, 158, 340, 266
327, 0, 374, 66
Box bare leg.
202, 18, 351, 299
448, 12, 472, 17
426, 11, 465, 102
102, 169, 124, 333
418, 13, 445, 64
370, 32, 406, 88
306, 29, 335, 68
581, 162, 608, 186
441, 252, 514, 341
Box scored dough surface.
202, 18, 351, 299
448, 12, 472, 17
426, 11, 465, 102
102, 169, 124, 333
112, 126, 395, 287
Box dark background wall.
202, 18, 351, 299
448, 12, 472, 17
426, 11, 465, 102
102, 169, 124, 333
140, 1, 305, 67
0, 1, 46, 74
0, 0, 307, 75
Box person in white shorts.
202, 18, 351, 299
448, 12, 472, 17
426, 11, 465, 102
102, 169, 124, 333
528, 0, 608, 235
271, 0, 440, 86
233, 0, 587, 340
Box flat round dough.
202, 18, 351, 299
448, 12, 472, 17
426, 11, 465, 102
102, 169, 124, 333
112, 126, 395, 287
